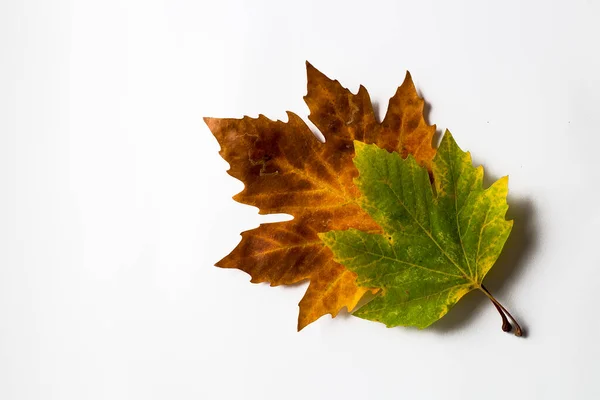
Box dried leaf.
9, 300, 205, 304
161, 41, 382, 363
206, 62, 436, 330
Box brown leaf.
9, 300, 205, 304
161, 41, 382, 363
205, 62, 436, 330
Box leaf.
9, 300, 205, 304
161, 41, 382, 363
321, 132, 517, 332
205, 62, 436, 330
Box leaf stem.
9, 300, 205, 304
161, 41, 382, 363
479, 285, 523, 337
491, 301, 512, 333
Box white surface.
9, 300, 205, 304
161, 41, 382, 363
1, 0, 599, 399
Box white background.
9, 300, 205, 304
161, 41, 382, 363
2, 0, 599, 399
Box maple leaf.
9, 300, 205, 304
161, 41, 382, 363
321, 132, 523, 335
205, 62, 436, 330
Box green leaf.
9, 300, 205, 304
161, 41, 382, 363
320, 131, 513, 329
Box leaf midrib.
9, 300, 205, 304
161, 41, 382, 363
336, 238, 463, 279
445, 143, 475, 282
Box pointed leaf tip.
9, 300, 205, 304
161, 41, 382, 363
353, 140, 366, 151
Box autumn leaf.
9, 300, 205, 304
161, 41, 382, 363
205, 62, 436, 330
321, 132, 523, 335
